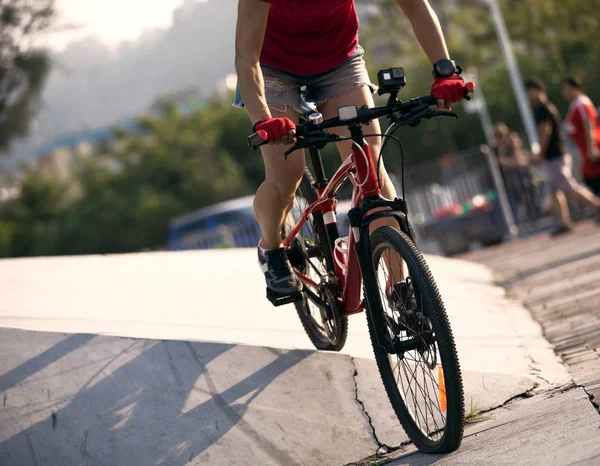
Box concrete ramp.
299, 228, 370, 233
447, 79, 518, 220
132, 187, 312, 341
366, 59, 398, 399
1, 329, 380, 466
0, 249, 573, 464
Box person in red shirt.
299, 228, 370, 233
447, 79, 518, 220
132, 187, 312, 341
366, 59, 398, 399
235, 0, 472, 296
562, 77, 600, 195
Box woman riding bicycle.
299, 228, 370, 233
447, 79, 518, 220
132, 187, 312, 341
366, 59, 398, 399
234, 0, 472, 298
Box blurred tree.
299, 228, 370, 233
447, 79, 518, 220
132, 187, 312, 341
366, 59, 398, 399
192, 94, 266, 190
497, 0, 600, 76
0, 98, 253, 257
0, 0, 54, 152
0, 169, 68, 256
60, 100, 250, 255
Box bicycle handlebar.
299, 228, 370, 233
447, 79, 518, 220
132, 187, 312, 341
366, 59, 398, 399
248, 93, 461, 150
248, 130, 269, 148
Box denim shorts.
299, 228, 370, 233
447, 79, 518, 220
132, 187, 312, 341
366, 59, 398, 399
233, 45, 377, 114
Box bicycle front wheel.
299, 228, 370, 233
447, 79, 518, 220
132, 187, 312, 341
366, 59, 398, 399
365, 226, 464, 453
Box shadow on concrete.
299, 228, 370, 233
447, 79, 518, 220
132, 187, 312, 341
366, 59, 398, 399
0, 333, 96, 393
0, 335, 311, 466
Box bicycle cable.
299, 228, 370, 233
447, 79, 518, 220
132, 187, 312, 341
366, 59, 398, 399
298, 131, 405, 197
375, 123, 407, 202
351, 140, 370, 187
363, 129, 406, 201
376, 122, 400, 195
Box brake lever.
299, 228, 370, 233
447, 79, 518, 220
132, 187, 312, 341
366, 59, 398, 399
399, 106, 459, 127
284, 144, 303, 159
283, 133, 339, 158
400, 106, 431, 127
434, 110, 459, 119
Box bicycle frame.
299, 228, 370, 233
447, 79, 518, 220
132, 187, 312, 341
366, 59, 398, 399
282, 128, 383, 317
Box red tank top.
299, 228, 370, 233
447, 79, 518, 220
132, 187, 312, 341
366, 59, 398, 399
260, 0, 359, 76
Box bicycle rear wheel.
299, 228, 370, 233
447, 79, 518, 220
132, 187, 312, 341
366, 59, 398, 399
365, 226, 464, 453
284, 168, 348, 351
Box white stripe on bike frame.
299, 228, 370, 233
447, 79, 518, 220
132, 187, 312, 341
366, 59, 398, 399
352, 227, 360, 242
323, 211, 336, 224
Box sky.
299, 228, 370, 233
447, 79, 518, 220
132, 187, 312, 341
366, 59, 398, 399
45, 0, 196, 51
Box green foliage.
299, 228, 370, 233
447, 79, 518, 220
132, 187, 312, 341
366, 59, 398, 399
0, 97, 254, 257
0, 169, 68, 256
0, 0, 54, 151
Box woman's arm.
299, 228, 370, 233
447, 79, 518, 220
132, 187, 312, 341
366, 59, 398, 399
395, 0, 450, 64
234, 0, 271, 124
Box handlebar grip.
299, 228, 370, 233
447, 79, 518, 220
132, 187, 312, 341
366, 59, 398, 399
248, 130, 268, 149
421, 95, 438, 106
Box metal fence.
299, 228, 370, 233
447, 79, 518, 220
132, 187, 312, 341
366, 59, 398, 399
390, 146, 533, 254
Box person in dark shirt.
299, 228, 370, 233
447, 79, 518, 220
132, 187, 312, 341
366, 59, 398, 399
525, 78, 600, 234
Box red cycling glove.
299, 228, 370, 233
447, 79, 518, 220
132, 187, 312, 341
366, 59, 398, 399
253, 117, 296, 143
431, 75, 475, 107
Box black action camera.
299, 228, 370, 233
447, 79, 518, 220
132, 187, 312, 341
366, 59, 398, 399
377, 67, 406, 96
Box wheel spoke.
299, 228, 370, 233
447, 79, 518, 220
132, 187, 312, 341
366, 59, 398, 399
403, 356, 443, 437
406, 348, 443, 428
421, 360, 446, 419
400, 359, 428, 432
404, 346, 445, 436
415, 357, 442, 434
422, 364, 445, 427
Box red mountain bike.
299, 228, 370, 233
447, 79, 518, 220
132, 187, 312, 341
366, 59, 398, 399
249, 68, 466, 453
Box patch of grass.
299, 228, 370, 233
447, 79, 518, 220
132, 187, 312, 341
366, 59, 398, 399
465, 397, 489, 424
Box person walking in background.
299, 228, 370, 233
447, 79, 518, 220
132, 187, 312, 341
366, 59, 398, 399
561, 77, 600, 196
525, 78, 600, 235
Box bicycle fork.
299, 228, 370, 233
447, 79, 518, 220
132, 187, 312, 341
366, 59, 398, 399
347, 196, 416, 351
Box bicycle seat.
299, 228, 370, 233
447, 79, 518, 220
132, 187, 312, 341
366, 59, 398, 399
299, 87, 318, 120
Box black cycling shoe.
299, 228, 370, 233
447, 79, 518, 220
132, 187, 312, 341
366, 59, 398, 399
258, 246, 303, 306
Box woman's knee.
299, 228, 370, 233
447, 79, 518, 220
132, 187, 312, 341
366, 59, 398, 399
264, 161, 304, 197
270, 174, 302, 200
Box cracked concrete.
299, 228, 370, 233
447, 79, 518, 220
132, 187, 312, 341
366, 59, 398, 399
0, 249, 578, 464
377, 386, 600, 466
350, 357, 396, 455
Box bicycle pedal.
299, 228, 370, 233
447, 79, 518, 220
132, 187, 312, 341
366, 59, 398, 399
266, 288, 303, 307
